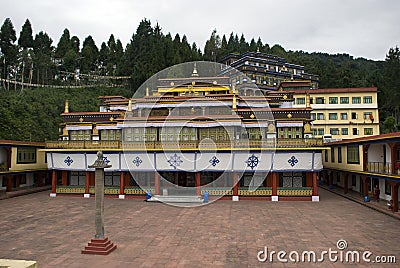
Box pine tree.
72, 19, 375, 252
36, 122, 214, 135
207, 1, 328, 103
0, 18, 18, 79
18, 19, 34, 49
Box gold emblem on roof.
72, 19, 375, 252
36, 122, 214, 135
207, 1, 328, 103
287, 113, 292, 119
79, 117, 83, 122
250, 114, 255, 119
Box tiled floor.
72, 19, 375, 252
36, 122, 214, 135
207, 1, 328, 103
0, 189, 399, 267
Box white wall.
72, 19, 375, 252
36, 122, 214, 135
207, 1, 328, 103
368, 144, 384, 162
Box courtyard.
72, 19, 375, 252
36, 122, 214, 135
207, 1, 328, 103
0, 189, 398, 267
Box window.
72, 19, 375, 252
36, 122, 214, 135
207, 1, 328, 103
363, 96, 372, 104
351, 112, 358, 120
353, 128, 358, 135
105, 172, 120, 186
329, 113, 338, 120
352, 97, 361, 104
318, 128, 324, 135
315, 97, 325, 104
385, 180, 391, 195
311, 128, 317, 136
340, 113, 348, 120
70, 130, 91, 141
363, 112, 372, 120
331, 147, 335, 162
17, 147, 36, 164
296, 98, 305, 105
324, 149, 328, 162
329, 97, 338, 104
340, 97, 349, 104
330, 128, 339, 135
101, 129, 121, 141
338, 146, 342, 163
364, 128, 373, 135
20, 174, 27, 185
317, 113, 324, 120
310, 97, 314, 104
70, 171, 86, 186
341, 128, 348, 135
310, 113, 316, 120
347, 145, 360, 164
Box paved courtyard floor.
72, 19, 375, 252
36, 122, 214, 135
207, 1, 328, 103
0, 189, 399, 267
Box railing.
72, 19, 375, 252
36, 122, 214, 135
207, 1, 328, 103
46, 138, 323, 150
367, 162, 400, 175
277, 187, 313, 196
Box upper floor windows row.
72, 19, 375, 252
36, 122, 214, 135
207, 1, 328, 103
309, 96, 373, 105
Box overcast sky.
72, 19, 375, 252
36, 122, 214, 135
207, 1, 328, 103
1, 0, 399, 61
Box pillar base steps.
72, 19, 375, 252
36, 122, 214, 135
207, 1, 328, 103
81, 237, 117, 255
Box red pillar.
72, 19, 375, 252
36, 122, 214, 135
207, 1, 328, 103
233, 172, 239, 196
362, 144, 370, 171
312, 172, 318, 196
37, 172, 43, 187
195, 172, 201, 196
15, 175, 20, 189
328, 171, 333, 187
51, 170, 57, 194
343, 173, 349, 194
61, 171, 68, 186
124, 172, 131, 187
119, 172, 125, 195
6, 175, 13, 192
154, 172, 160, 195
391, 182, 399, 212
388, 143, 398, 174
272, 172, 278, 196
85, 171, 90, 194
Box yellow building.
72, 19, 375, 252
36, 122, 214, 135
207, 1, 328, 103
290, 85, 379, 139
322, 133, 400, 212
0, 140, 50, 197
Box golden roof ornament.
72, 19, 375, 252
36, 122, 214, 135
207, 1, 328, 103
192, 63, 199, 77
127, 99, 132, 112
64, 99, 69, 113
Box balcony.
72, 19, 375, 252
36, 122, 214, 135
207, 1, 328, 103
367, 162, 400, 175
45, 138, 324, 151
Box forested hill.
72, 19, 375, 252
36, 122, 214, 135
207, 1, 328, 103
0, 18, 399, 141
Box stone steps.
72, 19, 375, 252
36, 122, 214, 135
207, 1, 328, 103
147, 195, 204, 203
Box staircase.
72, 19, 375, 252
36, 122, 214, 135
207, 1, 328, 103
147, 195, 204, 203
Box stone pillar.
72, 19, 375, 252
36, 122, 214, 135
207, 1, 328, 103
343, 173, 349, 194
232, 172, 239, 201
195, 172, 201, 196
62, 171, 68, 186
84, 171, 90, 198
50, 170, 57, 197
271, 172, 278, 201
390, 182, 399, 212
119, 172, 125, 199
82, 151, 116, 255
312, 172, 319, 202
154, 172, 160, 195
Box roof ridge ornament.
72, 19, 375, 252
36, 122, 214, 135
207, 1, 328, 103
192, 62, 199, 77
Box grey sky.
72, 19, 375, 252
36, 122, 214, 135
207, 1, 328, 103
1, 0, 399, 60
